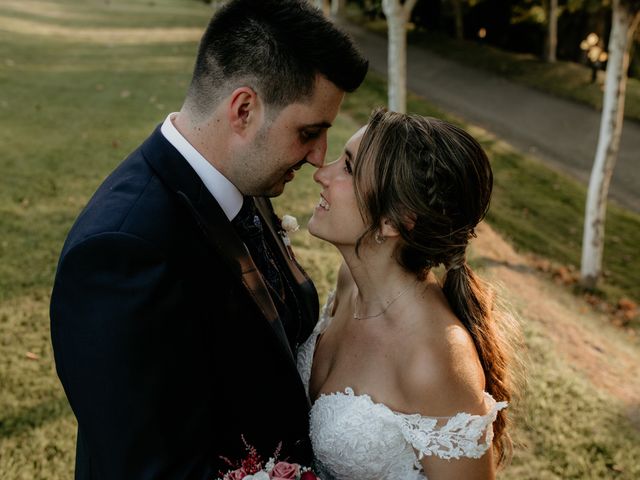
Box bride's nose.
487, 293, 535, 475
313, 162, 331, 187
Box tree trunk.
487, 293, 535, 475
581, 2, 640, 288
545, 0, 558, 62
313, 0, 330, 16
382, 0, 417, 113
331, 0, 346, 17
210, 0, 227, 9
452, 0, 464, 41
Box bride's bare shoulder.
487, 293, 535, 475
397, 317, 487, 418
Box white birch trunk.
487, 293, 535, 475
581, 1, 640, 288
314, 0, 331, 16
382, 0, 417, 113
547, 0, 558, 62
331, 0, 346, 16
211, 0, 227, 10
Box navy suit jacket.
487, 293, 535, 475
50, 127, 319, 479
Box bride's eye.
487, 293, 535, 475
344, 159, 353, 175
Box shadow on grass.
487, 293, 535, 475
0, 396, 72, 439
474, 257, 536, 275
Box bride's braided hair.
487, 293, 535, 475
353, 108, 514, 465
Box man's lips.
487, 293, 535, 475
284, 161, 305, 182
284, 169, 296, 182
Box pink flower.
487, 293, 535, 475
269, 461, 300, 479
299, 472, 319, 480
224, 468, 247, 480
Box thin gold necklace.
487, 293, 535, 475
353, 283, 415, 320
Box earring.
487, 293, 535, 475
374, 232, 385, 244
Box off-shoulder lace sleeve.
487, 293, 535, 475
399, 392, 508, 461
297, 290, 337, 398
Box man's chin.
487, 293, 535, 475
254, 173, 293, 197
261, 182, 286, 198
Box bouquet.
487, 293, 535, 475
217, 437, 320, 480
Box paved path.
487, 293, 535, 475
338, 20, 640, 213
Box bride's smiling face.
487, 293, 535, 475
308, 126, 368, 246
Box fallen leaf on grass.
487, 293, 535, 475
618, 298, 637, 312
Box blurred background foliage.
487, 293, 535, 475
349, 0, 640, 78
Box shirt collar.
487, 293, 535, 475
160, 113, 243, 221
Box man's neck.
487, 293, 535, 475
173, 110, 227, 174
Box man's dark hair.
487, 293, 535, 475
184, 0, 368, 118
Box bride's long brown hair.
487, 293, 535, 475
353, 108, 518, 465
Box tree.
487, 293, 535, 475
382, 0, 419, 112
451, 0, 464, 40
331, 0, 347, 16
581, 0, 640, 288
542, 0, 559, 62
313, 0, 331, 15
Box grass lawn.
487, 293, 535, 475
1, 1, 639, 479
347, 13, 640, 124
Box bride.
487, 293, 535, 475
297, 109, 516, 479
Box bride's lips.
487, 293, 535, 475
315, 193, 330, 212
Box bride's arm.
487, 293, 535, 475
411, 367, 498, 480
420, 447, 495, 480
399, 326, 499, 480
410, 369, 496, 479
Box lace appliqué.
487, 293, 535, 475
400, 392, 508, 462
297, 290, 335, 399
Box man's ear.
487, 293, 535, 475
228, 86, 262, 136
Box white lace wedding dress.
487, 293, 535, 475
297, 293, 508, 480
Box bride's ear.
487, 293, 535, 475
379, 218, 400, 239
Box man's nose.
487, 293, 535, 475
305, 132, 328, 168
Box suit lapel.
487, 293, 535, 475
255, 198, 319, 342
140, 128, 295, 363
254, 199, 308, 286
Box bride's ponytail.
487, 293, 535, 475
443, 254, 514, 465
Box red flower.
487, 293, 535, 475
299, 472, 319, 480
223, 468, 247, 480
269, 461, 299, 479
239, 441, 263, 474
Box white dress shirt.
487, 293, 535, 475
160, 113, 243, 221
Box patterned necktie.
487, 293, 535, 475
231, 198, 284, 299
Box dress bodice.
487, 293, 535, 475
296, 292, 507, 480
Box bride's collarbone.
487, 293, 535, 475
310, 317, 414, 408
315, 311, 395, 367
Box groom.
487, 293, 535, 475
49, 1, 367, 478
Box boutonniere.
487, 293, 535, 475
278, 215, 299, 260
